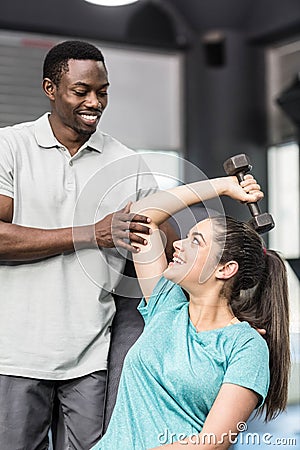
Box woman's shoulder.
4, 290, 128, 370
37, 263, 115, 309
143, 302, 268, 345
142, 276, 187, 302
138, 276, 188, 322
226, 321, 269, 354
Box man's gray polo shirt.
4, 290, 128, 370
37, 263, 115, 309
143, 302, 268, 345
0, 113, 157, 380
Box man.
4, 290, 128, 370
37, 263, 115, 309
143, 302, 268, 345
0, 40, 174, 450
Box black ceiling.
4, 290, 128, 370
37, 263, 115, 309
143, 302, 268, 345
1, 0, 300, 48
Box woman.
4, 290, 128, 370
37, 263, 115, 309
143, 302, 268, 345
92, 174, 290, 450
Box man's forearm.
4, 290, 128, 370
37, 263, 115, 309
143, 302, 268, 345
0, 221, 94, 261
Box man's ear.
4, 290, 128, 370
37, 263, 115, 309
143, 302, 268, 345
215, 260, 239, 280
43, 78, 56, 100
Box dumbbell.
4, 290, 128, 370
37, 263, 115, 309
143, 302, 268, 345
223, 153, 275, 234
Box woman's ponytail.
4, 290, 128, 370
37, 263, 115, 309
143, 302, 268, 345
252, 249, 290, 421
213, 216, 291, 421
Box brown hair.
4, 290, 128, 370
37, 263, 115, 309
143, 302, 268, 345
213, 216, 290, 421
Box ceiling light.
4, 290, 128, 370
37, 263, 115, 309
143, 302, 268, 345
84, 0, 139, 6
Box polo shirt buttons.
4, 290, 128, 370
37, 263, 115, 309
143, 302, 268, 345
67, 159, 75, 189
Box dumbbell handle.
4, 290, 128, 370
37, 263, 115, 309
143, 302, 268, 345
235, 172, 261, 217
223, 153, 275, 233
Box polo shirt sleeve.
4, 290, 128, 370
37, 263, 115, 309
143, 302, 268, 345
0, 135, 14, 198
223, 330, 270, 407
135, 155, 158, 200
138, 276, 187, 325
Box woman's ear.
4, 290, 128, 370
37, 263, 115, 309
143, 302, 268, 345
216, 260, 239, 280
43, 78, 56, 100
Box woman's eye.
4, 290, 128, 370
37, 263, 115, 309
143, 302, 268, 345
192, 238, 199, 245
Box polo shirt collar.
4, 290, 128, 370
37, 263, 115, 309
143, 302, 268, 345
34, 113, 104, 153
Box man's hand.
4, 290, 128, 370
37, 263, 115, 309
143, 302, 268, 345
256, 328, 267, 336
94, 203, 152, 252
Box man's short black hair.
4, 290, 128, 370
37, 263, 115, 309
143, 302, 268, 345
43, 40, 106, 86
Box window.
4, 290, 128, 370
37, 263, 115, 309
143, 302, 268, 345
0, 29, 184, 162
268, 143, 299, 259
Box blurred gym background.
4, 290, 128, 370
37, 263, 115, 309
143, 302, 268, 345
0, 1, 299, 447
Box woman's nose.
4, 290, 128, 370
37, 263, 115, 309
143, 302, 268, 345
173, 239, 184, 251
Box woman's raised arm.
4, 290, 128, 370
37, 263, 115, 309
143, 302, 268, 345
130, 175, 263, 301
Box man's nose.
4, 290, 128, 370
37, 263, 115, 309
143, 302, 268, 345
87, 92, 102, 109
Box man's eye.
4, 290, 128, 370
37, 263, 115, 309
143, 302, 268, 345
74, 91, 86, 96
98, 91, 108, 97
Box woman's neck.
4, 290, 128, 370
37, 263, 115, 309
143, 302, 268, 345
188, 289, 235, 332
